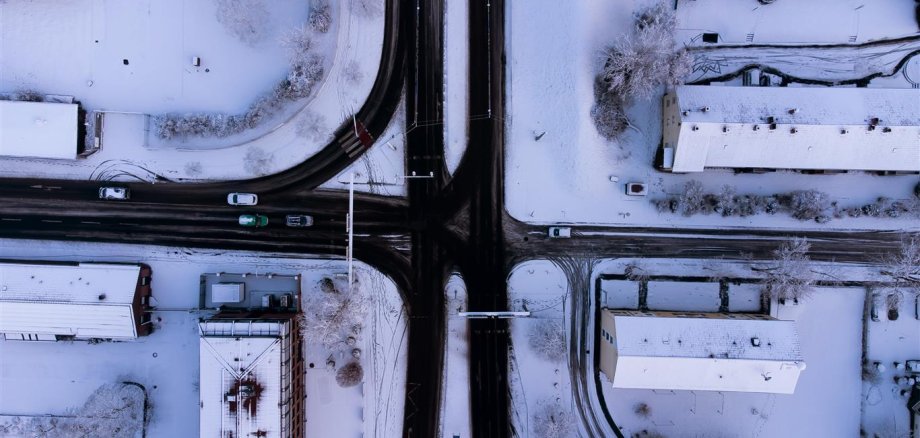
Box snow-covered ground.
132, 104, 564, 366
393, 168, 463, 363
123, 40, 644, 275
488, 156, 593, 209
319, 98, 407, 197
505, 0, 920, 231
606, 284, 865, 437
507, 256, 917, 437
507, 260, 577, 437
443, 0, 469, 176
440, 273, 471, 438
862, 289, 920, 437
0, 238, 406, 438
0, 0, 388, 182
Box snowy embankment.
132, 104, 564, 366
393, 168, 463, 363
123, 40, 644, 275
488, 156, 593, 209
0, 0, 385, 182
443, 0, 469, 177
504, 0, 920, 232
439, 273, 471, 438
0, 238, 407, 438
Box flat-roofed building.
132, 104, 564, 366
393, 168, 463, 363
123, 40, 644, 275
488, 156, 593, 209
199, 314, 304, 438
0, 261, 153, 341
0, 100, 86, 159
660, 86, 920, 173
599, 309, 806, 394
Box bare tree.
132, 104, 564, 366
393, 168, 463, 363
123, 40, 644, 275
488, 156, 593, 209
309, 0, 332, 33
335, 362, 364, 387
351, 0, 383, 19
296, 111, 328, 142
532, 401, 575, 438
300, 276, 370, 350
880, 235, 920, 297
786, 190, 831, 221
593, 2, 692, 140
1, 383, 145, 437
759, 238, 816, 302
215, 0, 270, 46
528, 320, 566, 362
676, 180, 705, 216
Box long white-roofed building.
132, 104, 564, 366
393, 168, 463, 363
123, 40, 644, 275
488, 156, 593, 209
0, 261, 153, 341
199, 314, 304, 438
599, 309, 806, 394
660, 85, 920, 173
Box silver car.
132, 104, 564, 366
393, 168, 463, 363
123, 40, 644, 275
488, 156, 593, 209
227, 192, 258, 206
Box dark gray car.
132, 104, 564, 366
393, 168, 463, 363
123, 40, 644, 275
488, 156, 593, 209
285, 215, 314, 227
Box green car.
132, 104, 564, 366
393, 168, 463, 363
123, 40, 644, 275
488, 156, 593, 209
238, 214, 268, 228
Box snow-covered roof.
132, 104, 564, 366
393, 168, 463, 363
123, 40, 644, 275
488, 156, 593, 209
611, 310, 802, 360
665, 86, 920, 172
199, 319, 292, 438
0, 100, 79, 160
601, 310, 806, 394
0, 262, 142, 339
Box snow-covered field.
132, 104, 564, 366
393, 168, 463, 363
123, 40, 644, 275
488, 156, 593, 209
441, 273, 472, 438
0, 0, 388, 183
507, 260, 575, 437
443, 0, 469, 176
0, 238, 406, 438
505, 0, 920, 231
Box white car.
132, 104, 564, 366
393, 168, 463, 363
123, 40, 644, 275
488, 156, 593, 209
98, 187, 130, 200
227, 193, 258, 206
548, 227, 571, 238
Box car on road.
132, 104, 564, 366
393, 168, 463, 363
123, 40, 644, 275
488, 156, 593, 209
548, 227, 571, 238
285, 215, 314, 227
238, 214, 268, 228
227, 193, 258, 206
98, 187, 130, 200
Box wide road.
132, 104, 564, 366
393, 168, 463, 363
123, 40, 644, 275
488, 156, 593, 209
0, 1, 915, 438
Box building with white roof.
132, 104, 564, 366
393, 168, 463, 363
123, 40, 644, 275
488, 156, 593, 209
599, 309, 805, 394
0, 100, 86, 160
199, 315, 304, 438
0, 261, 153, 341
660, 85, 920, 173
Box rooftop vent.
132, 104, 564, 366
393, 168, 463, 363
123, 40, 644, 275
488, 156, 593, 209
841, 128, 849, 134
722, 126, 730, 133
701, 106, 710, 112
751, 337, 761, 347
691, 125, 699, 131
790, 127, 798, 134
753, 125, 760, 131
788, 108, 798, 115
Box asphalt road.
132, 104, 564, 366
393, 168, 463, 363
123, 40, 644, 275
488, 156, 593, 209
0, 1, 916, 438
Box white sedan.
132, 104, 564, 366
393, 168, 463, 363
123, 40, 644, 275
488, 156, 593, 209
227, 193, 258, 206
99, 187, 130, 200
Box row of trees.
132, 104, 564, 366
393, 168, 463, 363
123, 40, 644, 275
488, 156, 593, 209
656, 181, 920, 223
0, 383, 145, 437
299, 275, 371, 388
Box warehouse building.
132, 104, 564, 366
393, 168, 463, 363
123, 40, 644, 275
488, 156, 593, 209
199, 314, 304, 438
0, 261, 153, 341
660, 86, 920, 173
599, 309, 806, 394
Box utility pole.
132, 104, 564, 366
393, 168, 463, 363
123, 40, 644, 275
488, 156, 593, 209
347, 172, 354, 292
